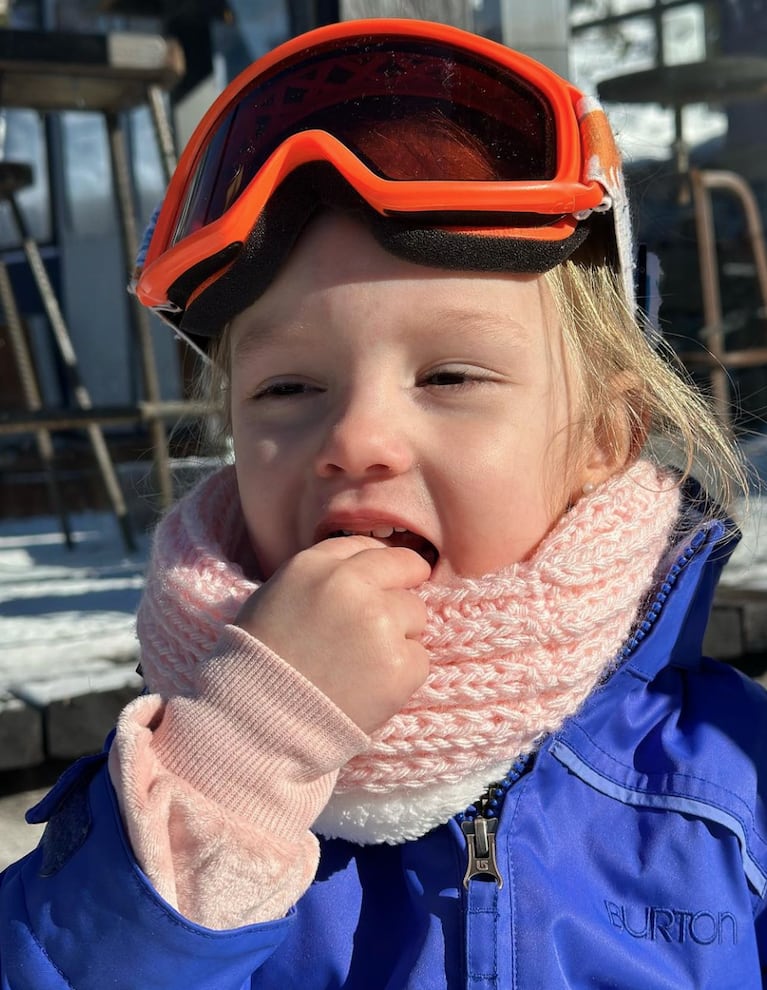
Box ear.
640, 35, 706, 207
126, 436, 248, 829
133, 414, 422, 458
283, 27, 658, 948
576, 373, 648, 494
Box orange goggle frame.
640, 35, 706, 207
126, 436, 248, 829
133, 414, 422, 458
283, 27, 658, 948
134, 18, 610, 317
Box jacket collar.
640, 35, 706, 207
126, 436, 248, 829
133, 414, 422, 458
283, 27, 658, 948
620, 477, 740, 683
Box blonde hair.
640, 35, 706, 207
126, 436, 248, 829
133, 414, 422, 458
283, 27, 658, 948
544, 259, 750, 515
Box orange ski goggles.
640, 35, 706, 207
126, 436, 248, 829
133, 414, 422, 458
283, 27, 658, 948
133, 18, 621, 339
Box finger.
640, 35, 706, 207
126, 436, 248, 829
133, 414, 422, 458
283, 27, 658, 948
311, 534, 392, 559
350, 545, 432, 589
401, 640, 431, 689
388, 587, 429, 638
310, 536, 431, 587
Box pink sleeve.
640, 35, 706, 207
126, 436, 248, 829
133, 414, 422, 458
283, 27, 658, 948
108, 624, 369, 930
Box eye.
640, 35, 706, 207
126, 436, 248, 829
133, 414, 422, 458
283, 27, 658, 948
252, 380, 321, 400
420, 366, 484, 388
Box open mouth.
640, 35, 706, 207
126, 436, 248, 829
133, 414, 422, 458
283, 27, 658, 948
328, 527, 439, 568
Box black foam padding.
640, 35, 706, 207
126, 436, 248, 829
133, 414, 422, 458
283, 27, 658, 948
173, 163, 596, 344
370, 222, 589, 276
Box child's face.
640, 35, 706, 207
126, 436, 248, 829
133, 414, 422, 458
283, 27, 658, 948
229, 214, 595, 582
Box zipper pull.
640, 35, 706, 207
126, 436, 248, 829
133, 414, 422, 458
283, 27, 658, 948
461, 816, 503, 889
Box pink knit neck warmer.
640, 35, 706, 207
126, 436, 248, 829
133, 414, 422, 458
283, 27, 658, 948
138, 460, 680, 843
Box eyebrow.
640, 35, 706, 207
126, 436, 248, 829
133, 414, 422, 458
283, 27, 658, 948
230, 318, 302, 362
230, 303, 534, 361
419, 306, 533, 345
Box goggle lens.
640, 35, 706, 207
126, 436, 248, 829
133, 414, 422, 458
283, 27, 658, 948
171, 37, 559, 247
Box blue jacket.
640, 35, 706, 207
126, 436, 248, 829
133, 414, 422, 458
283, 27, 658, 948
2, 516, 767, 989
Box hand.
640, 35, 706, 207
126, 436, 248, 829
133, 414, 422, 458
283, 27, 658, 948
235, 537, 431, 733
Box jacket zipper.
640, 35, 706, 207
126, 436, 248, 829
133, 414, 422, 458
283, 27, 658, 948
457, 756, 530, 889
454, 524, 714, 892
614, 527, 709, 664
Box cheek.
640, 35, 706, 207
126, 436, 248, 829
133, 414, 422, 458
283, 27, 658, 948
231, 405, 283, 469
234, 434, 297, 525
537, 374, 587, 514
249, 437, 281, 466
234, 467, 286, 580
540, 429, 580, 520
233, 427, 314, 576
234, 435, 281, 513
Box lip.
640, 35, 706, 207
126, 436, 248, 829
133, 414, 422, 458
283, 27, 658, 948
313, 511, 434, 547
311, 509, 440, 569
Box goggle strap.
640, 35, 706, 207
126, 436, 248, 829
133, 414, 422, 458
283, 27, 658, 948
635, 244, 663, 341
577, 95, 635, 313
135, 201, 162, 275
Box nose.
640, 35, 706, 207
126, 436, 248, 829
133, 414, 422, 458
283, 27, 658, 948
314, 389, 414, 479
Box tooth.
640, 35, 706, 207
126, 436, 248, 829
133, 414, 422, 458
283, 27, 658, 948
393, 527, 408, 533
371, 526, 394, 538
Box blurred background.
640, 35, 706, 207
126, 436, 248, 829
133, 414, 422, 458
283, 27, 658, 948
0, 1, 766, 834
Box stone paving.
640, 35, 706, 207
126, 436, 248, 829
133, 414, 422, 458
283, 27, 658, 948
0, 511, 146, 773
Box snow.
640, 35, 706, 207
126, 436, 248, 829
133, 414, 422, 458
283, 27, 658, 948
0, 513, 148, 695
722, 498, 767, 591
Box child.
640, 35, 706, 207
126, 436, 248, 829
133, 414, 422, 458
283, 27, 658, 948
2, 18, 766, 989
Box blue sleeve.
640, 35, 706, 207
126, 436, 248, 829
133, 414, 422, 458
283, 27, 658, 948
0, 753, 292, 989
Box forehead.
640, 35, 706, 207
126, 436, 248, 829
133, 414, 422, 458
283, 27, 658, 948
229, 213, 558, 356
